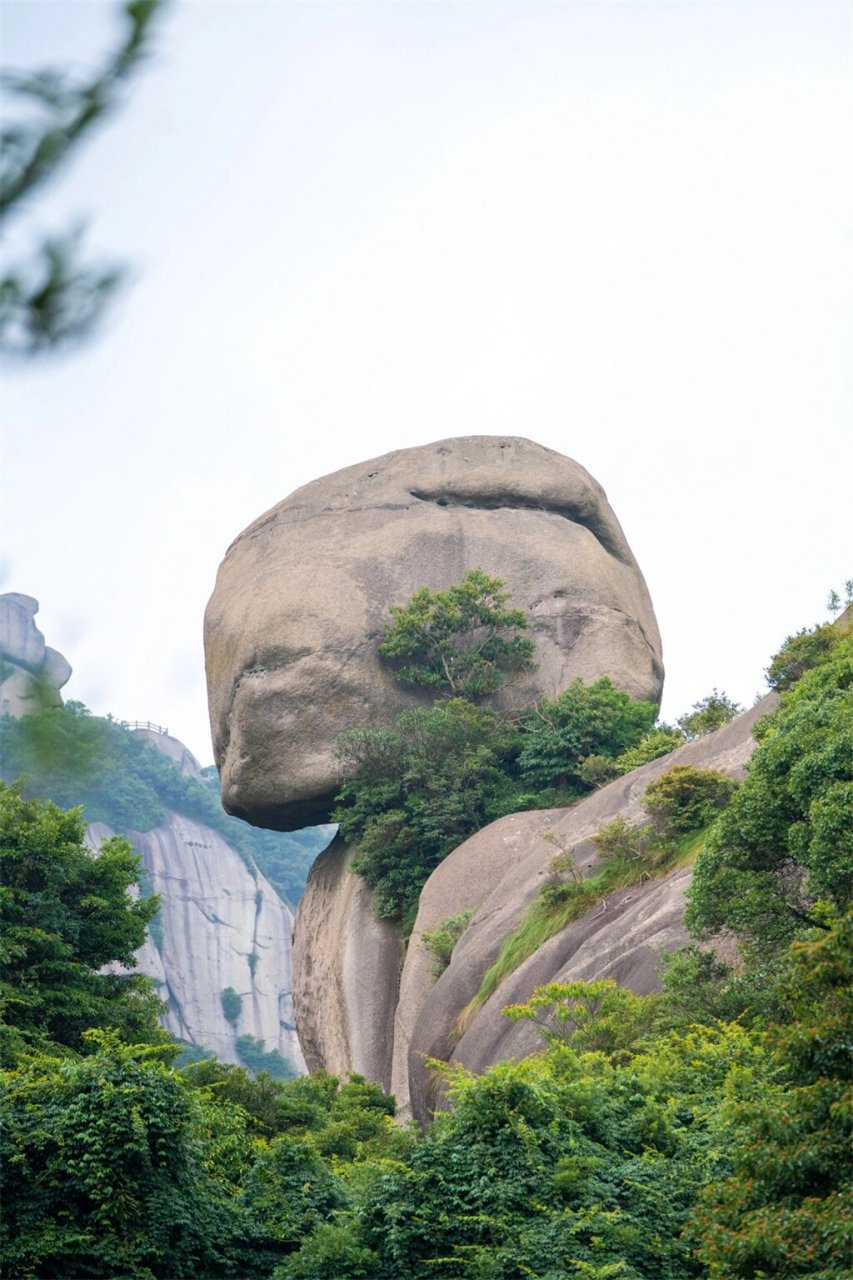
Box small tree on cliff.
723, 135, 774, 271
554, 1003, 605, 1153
377, 569, 535, 700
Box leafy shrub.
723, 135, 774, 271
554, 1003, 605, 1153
235, 1034, 298, 1081
643, 766, 738, 837
420, 911, 472, 977
614, 724, 686, 772
503, 978, 655, 1055
518, 678, 658, 791
765, 621, 840, 691
334, 698, 521, 924
575, 752, 620, 787
687, 634, 853, 948
590, 813, 654, 863
677, 689, 742, 739
221, 986, 243, 1024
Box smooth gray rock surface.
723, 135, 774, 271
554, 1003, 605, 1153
205, 437, 663, 830
0, 593, 71, 715
89, 806, 306, 1072
292, 835, 403, 1090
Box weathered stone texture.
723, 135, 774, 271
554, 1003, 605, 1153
205, 437, 663, 830
292, 836, 403, 1091
89, 806, 305, 1072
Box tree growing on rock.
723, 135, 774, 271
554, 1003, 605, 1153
378, 569, 535, 700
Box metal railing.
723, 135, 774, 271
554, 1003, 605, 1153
120, 720, 169, 735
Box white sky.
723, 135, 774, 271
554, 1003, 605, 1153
2, 0, 851, 767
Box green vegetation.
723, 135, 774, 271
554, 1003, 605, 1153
334, 697, 522, 925
692, 915, 852, 1279
687, 631, 852, 949
236, 1035, 298, 1082
0, 702, 331, 906
378, 568, 535, 698
460, 795, 717, 1032
0, 783, 166, 1065
517, 678, 658, 791
420, 910, 472, 978
336, 574, 663, 925
503, 978, 656, 1055
221, 987, 243, 1025
2, 593, 849, 1278
643, 764, 738, 837
676, 688, 742, 739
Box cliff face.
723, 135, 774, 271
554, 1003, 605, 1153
293, 696, 774, 1122
205, 436, 663, 830
87, 726, 306, 1071
89, 804, 305, 1071
0, 589, 306, 1074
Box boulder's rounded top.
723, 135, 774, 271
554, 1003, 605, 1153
229, 436, 634, 568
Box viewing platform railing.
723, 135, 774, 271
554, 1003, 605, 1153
120, 720, 169, 735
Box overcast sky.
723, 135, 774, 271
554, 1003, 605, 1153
2, 0, 851, 767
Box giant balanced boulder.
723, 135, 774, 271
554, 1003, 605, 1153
205, 436, 663, 830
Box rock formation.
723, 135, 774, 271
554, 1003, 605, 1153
205, 436, 663, 830
291, 836, 403, 1090
87, 776, 305, 1072
292, 696, 774, 1121
88, 727, 306, 1071
396, 696, 775, 1124
0, 593, 71, 716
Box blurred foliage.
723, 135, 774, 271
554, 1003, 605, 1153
236, 1035, 299, 1083
0, 0, 163, 354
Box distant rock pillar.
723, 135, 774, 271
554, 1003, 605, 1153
0, 593, 72, 718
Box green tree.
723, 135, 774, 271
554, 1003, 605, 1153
334, 698, 521, 924
765, 621, 842, 691
0, 783, 165, 1063
687, 635, 852, 949
518, 678, 658, 793
0, 1031, 249, 1280
1, 0, 163, 354
378, 569, 535, 699
642, 765, 738, 838
676, 689, 741, 739
692, 915, 852, 1279
612, 724, 686, 773
503, 978, 655, 1058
